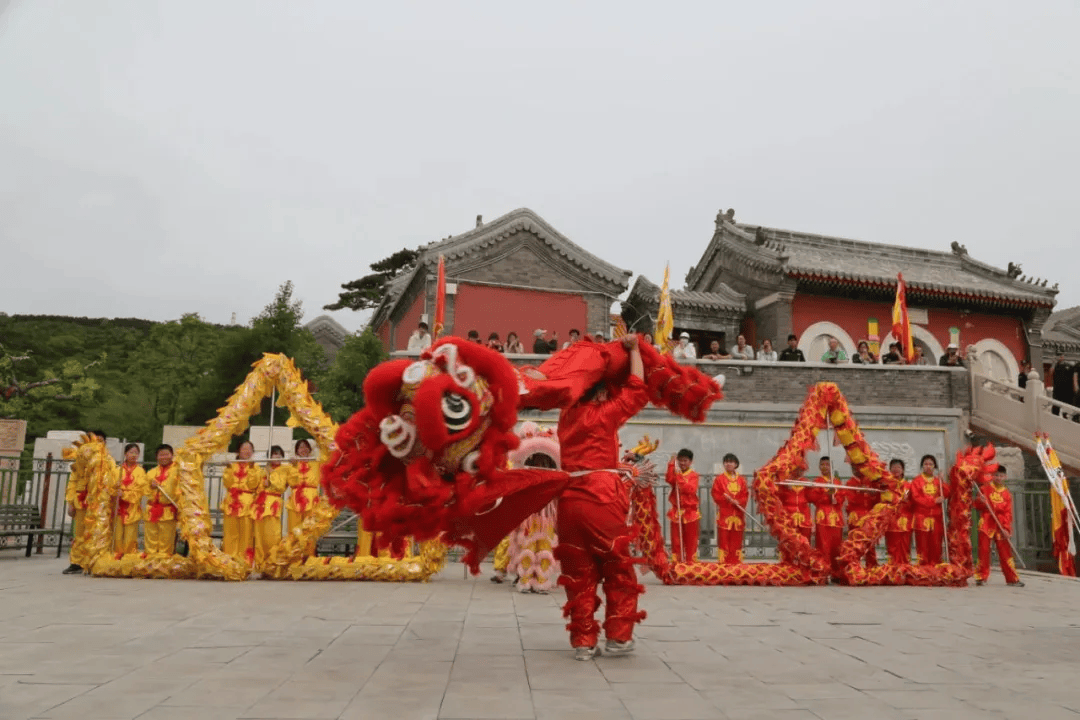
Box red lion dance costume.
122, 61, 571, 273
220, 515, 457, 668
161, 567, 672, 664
322, 336, 721, 655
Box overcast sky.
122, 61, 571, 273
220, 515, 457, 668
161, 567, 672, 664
2, 1, 1077, 334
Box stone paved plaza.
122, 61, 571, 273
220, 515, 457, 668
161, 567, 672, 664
3, 556, 1080, 720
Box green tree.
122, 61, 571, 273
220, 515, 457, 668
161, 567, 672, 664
0, 343, 104, 437
187, 281, 327, 427
127, 313, 222, 425
316, 329, 387, 422
324, 248, 420, 312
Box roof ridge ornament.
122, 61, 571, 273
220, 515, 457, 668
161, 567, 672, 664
950, 241, 968, 256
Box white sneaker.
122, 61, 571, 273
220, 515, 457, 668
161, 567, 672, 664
604, 639, 635, 656
573, 646, 599, 661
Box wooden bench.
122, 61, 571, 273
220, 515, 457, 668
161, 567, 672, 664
0, 504, 64, 557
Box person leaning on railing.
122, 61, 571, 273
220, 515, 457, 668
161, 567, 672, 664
778, 334, 805, 362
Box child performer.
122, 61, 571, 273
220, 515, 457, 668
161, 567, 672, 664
286, 439, 321, 557
911, 455, 949, 565
113, 443, 147, 554
145, 444, 180, 555
882, 459, 913, 565
842, 471, 880, 568
974, 466, 1024, 587
221, 440, 264, 565
711, 453, 748, 565
807, 456, 844, 580
666, 449, 701, 562
254, 445, 289, 568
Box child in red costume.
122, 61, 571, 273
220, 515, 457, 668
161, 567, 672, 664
807, 457, 844, 580
556, 334, 649, 661
841, 473, 880, 569
974, 466, 1024, 587
778, 477, 813, 546
881, 459, 913, 564
711, 453, 748, 565
911, 454, 950, 565
666, 449, 700, 562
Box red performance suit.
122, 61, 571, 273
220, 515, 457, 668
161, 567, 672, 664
881, 477, 913, 564
911, 473, 950, 565
807, 476, 844, 578
842, 477, 879, 568
711, 472, 748, 565
666, 462, 701, 562
556, 374, 650, 650
974, 483, 1020, 584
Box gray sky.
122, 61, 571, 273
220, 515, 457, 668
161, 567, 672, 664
2, 1, 1077, 334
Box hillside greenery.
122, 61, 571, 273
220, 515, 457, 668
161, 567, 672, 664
1, 281, 385, 461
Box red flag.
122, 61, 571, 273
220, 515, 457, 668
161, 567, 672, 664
891, 273, 915, 363
433, 255, 446, 339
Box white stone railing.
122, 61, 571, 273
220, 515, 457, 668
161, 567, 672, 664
970, 370, 1080, 472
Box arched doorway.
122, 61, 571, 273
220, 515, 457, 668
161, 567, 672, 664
798, 321, 857, 363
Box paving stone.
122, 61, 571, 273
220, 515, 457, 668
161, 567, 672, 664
5, 556, 1080, 720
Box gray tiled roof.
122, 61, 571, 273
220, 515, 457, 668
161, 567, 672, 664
1044, 306, 1080, 350
419, 208, 631, 289
629, 275, 746, 312
720, 221, 1058, 307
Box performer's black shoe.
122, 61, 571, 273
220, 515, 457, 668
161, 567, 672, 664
61, 564, 83, 575
1008, 581, 1025, 587
490, 574, 504, 584
975, 579, 984, 586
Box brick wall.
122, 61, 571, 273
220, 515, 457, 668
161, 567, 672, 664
695, 360, 971, 409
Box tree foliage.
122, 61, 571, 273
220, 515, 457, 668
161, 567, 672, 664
324, 247, 420, 312
316, 329, 387, 422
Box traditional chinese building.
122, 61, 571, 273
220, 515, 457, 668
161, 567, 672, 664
304, 315, 349, 360
622, 276, 746, 353
674, 209, 1059, 379
1043, 306, 1080, 367
370, 209, 631, 350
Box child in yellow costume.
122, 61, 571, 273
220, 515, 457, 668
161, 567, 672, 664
145, 443, 180, 555
62, 430, 106, 574
255, 445, 290, 568
221, 440, 264, 565
286, 439, 321, 557
113, 443, 147, 554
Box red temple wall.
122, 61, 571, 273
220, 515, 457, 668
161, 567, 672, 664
451, 283, 588, 345
791, 293, 1029, 361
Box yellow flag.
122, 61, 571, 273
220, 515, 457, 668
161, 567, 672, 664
655, 263, 674, 354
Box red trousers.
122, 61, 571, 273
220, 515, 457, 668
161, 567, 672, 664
815, 525, 843, 578
556, 496, 644, 649
886, 530, 911, 565
669, 518, 699, 562
716, 525, 744, 565
977, 531, 1020, 584
915, 523, 945, 565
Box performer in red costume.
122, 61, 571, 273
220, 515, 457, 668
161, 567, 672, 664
807, 457, 844, 580
556, 334, 649, 661
666, 449, 701, 562
711, 453, 748, 565
841, 471, 880, 569
911, 454, 950, 565
974, 466, 1024, 587
777, 472, 813, 560
882, 459, 913, 565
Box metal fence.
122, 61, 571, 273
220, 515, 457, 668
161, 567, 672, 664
2, 458, 1075, 571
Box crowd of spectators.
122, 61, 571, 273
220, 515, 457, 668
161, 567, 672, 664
406, 320, 977, 369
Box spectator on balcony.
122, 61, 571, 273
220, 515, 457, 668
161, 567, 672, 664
562, 329, 581, 349
759, 339, 778, 363
820, 337, 849, 364
672, 332, 697, 361
730, 334, 755, 361
505, 331, 525, 354
1018, 361, 1031, 389
779, 334, 806, 362
467, 329, 483, 344
487, 332, 505, 353
913, 346, 930, 366
533, 329, 558, 354
1051, 353, 1077, 415
939, 343, 964, 367
851, 340, 877, 365
701, 340, 730, 361
593, 330, 607, 342
407, 321, 432, 351
881, 342, 904, 365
